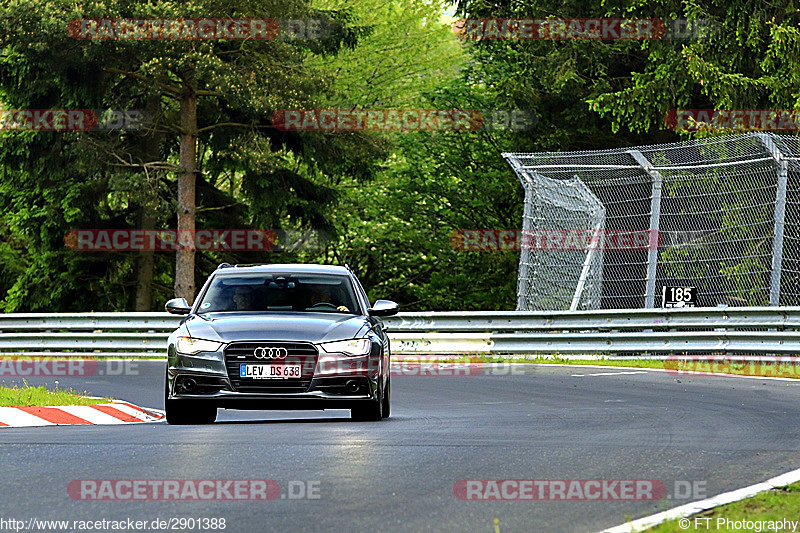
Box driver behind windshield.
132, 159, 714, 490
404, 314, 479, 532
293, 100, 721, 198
308, 285, 349, 312
232, 286, 254, 310
196, 275, 358, 313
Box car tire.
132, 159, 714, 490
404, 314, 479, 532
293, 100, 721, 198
165, 371, 217, 425
351, 379, 383, 421
381, 377, 390, 418
166, 403, 217, 425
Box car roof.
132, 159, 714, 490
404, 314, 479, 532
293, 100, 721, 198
213, 264, 351, 276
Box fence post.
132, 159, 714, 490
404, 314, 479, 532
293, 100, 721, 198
757, 134, 788, 306
503, 154, 533, 310
629, 150, 662, 308
570, 216, 603, 311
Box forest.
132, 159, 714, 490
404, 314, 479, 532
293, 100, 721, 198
0, 0, 796, 311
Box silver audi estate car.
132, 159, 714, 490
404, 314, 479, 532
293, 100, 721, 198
164, 263, 399, 424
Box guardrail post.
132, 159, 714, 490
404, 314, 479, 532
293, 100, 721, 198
757, 134, 788, 306
629, 150, 662, 309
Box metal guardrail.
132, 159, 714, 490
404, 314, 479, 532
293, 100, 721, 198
1, 307, 799, 356
387, 307, 800, 354
384, 307, 800, 331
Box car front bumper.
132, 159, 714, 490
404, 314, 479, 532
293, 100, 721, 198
167, 367, 381, 409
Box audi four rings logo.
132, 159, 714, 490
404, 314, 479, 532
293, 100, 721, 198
254, 347, 288, 359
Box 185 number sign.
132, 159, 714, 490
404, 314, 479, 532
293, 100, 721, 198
661, 286, 697, 308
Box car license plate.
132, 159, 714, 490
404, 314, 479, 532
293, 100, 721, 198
240, 364, 302, 379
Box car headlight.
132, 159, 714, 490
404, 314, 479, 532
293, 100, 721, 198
176, 336, 224, 355
319, 338, 371, 356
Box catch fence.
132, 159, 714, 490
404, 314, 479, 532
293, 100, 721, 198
503, 133, 800, 310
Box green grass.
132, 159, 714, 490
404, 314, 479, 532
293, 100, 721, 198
430, 354, 665, 369
0, 380, 111, 406
645, 482, 800, 531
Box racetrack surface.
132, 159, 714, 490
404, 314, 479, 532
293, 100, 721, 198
2, 361, 800, 532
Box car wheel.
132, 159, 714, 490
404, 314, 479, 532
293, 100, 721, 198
351, 379, 383, 421
165, 371, 217, 425
381, 377, 390, 418
166, 403, 216, 425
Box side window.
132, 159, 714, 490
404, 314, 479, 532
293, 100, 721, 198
192, 274, 217, 313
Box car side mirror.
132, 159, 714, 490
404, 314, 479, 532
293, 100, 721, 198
368, 299, 399, 317
165, 297, 191, 315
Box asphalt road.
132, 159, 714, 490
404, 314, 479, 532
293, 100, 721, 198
3, 361, 800, 532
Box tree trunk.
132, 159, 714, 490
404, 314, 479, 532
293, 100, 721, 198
134, 206, 155, 310
134, 95, 162, 311
175, 74, 197, 303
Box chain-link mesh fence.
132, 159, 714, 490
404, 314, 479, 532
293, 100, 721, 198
504, 132, 800, 310
516, 173, 605, 310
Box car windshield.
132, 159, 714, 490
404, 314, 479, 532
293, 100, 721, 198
196, 273, 359, 314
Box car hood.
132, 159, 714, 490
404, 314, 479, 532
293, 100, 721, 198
183, 312, 368, 344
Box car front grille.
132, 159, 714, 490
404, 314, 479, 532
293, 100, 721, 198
224, 341, 318, 393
